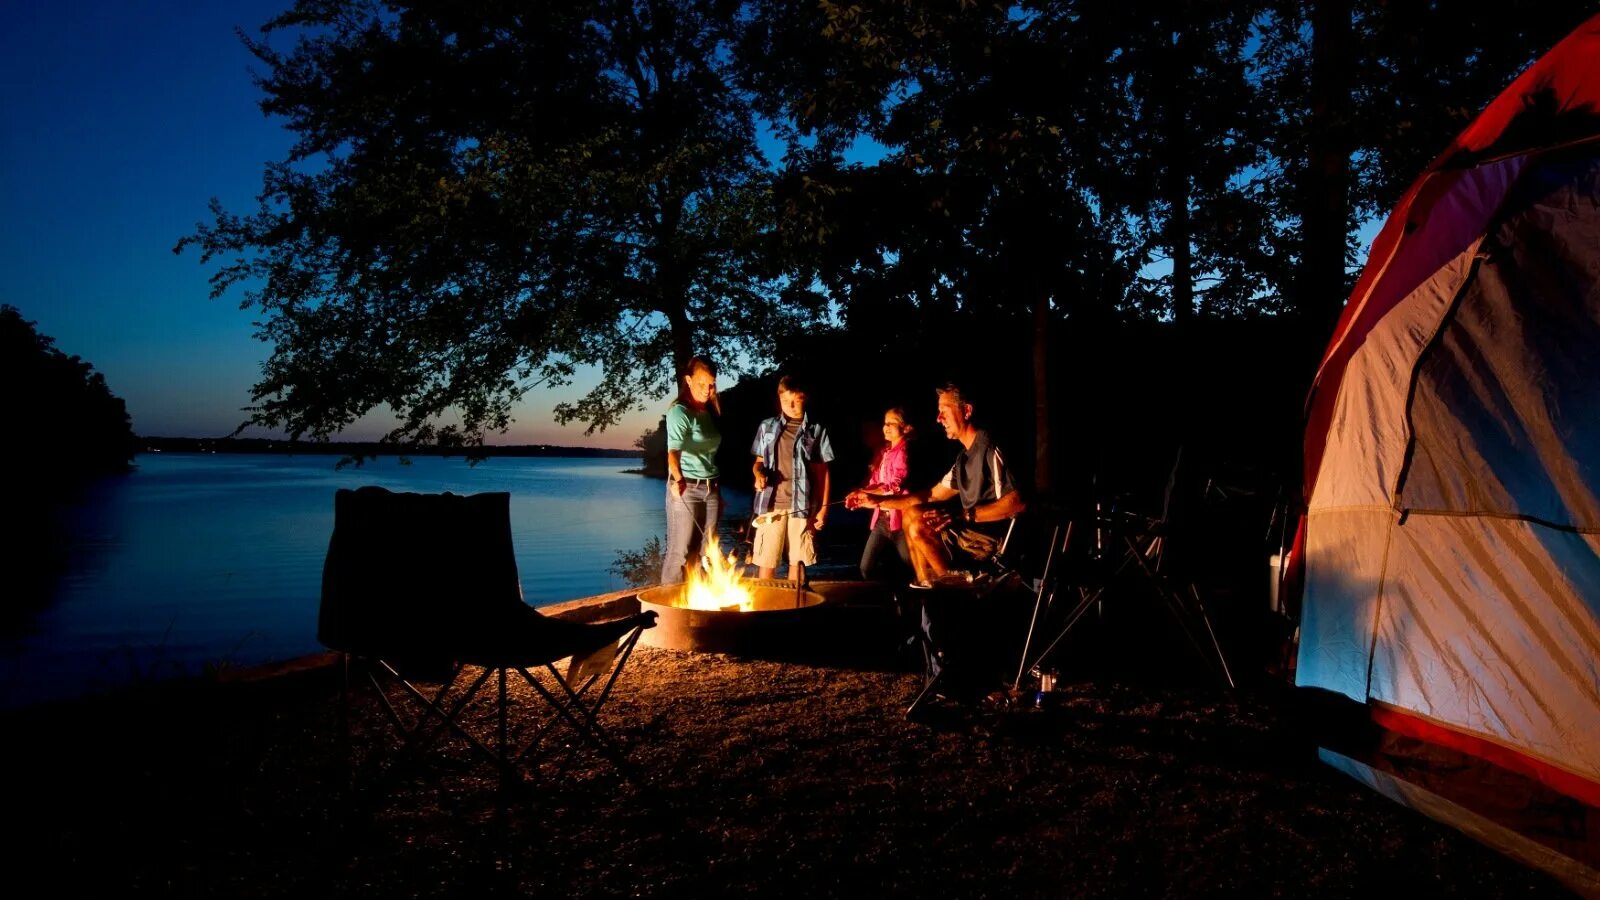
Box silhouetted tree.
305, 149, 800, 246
180, 0, 820, 451
178, 0, 1600, 473
1085, 1, 1273, 324
745, 1, 1148, 495
1257, 0, 1598, 331
0, 305, 136, 480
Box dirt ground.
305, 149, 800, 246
0, 636, 1576, 899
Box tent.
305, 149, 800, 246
1293, 12, 1600, 882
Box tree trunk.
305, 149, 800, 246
1167, 140, 1193, 327
1303, 0, 1354, 328
1032, 287, 1052, 499
668, 305, 693, 382
659, 188, 694, 381
1166, 28, 1194, 327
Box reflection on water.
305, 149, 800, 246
0, 453, 686, 709
5, 482, 122, 636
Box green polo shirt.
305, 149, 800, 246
666, 403, 720, 479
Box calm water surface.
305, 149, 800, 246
2, 453, 754, 709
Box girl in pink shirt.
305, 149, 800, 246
848, 407, 913, 581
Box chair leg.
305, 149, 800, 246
498, 668, 512, 794
514, 626, 648, 768
338, 653, 353, 786
520, 629, 645, 769
379, 664, 474, 753
338, 626, 653, 795
906, 671, 942, 720
517, 670, 606, 773
375, 664, 520, 781
591, 626, 646, 711
515, 665, 645, 786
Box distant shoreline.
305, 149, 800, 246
138, 436, 643, 459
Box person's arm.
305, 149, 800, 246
665, 406, 688, 497
751, 421, 771, 491
868, 482, 955, 511
813, 427, 835, 529
861, 454, 955, 530
667, 449, 686, 497
965, 488, 1026, 524
810, 460, 831, 530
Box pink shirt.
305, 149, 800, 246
867, 441, 909, 532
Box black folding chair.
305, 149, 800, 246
318, 486, 657, 788
902, 516, 1045, 719
1017, 456, 1236, 690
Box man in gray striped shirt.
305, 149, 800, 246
849, 382, 1026, 586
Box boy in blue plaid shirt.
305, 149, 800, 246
750, 375, 835, 582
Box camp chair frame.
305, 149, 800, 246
903, 517, 1045, 719
320, 486, 657, 793
338, 624, 652, 789
1016, 510, 1235, 691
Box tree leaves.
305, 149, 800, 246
181, 0, 793, 452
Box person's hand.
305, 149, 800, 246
754, 471, 768, 492
844, 490, 863, 510
670, 477, 685, 498
922, 506, 954, 533
813, 509, 827, 532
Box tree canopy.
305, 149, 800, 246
182, 0, 1600, 466
180, 0, 818, 450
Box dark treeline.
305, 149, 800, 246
1, 304, 137, 623
178, 0, 1597, 515
1, 304, 136, 484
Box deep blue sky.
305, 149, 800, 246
0, 0, 661, 447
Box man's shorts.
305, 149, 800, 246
939, 523, 1003, 566
752, 513, 817, 569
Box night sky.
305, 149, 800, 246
0, 0, 659, 447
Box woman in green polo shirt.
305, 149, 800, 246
661, 355, 722, 584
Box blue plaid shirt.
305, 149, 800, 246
750, 413, 835, 517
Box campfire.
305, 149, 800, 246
682, 535, 754, 612
634, 536, 828, 653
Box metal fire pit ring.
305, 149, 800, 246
636, 579, 828, 653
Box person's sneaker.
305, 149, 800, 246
905, 579, 934, 590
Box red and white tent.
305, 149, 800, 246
1296, 15, 1600, 813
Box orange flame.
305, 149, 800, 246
683, 534, 753, 611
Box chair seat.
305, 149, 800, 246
451, 609, 658, 669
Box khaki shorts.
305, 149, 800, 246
940, 524, 1003, 564
752, 514, 817, 569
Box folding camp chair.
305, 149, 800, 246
1016, 456, 1235, 689
318, 486, 657, 787
902, 516, 1045, 719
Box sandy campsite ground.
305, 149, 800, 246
0, 610, 1575, 899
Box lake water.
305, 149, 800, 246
0, 453, 768, 709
